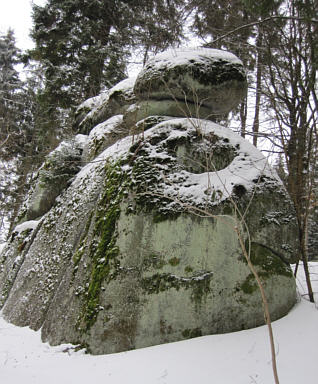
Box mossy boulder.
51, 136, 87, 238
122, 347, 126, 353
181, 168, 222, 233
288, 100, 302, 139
0, 118, 297, 354
0, 48, 298, 355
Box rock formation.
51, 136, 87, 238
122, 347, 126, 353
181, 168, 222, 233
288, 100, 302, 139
18, 135, 87, 223
74, 77, 136, 135
0, 48, 297, 354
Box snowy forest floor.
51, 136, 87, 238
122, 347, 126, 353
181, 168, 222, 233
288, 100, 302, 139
0, 262, 317, 384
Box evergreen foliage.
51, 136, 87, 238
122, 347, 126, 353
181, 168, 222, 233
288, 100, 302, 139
0, 30, 63, 237
0, 29, 23, 160
29, 0, 185, 108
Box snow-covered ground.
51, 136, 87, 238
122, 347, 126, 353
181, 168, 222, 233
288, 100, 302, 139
0, 262, 317, 384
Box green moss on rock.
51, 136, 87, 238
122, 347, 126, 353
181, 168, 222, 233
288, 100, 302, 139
77, 146, 188, 332
168, 257, 180, 266
143, 254, 166, 270
182, 327, 202, 339
239, 242, 294, 295
78, 160, 127, 331
184, 266, 194, 274
248, 242, 293, 278
240, 274, 258, 294
140, 271, 213, 305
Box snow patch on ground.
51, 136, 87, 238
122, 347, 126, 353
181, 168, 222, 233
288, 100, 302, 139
0, 262, 317, 384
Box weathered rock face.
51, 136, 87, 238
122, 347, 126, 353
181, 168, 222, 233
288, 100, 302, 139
0, 220, 41, 308
74, 77, 136, 135
17, 135, 87, 224
81, 115, 125, 163
0, 48, 297, 355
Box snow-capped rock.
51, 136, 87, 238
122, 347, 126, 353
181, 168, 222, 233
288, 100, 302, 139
0, 48, 297, 355
133, 48, 247, 118
75, 77, 136, 134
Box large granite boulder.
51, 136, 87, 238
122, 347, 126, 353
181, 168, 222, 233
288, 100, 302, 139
0, 48, 297, 355
81, 115, 125, 163
76, 49, 247, 133
0, 117, 297, 354
17, 135, 87, 224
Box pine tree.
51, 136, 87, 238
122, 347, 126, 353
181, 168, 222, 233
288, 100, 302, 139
187, 0, 282, 142
0, 29, 23, 160
0, 29, 25, 236
29, 0, 185, 109
0, 30, 59, 236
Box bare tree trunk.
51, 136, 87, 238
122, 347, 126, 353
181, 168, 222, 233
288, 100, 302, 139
300, 219, 315, 302
261, 1, 316, 303
240, 96, 247, 138
252, 29, 263, 147
235, 226, 280, 384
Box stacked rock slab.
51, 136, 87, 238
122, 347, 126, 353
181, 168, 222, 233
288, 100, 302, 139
0, 48, 297, 355
128, 48, 247, 124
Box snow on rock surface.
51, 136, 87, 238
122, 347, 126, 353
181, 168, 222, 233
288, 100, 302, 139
75, 77, 136, 134
82, 115, 128, 162
13, 220, 41, 235
145, 47, 244, 66
0, 243, 5, 255
108, 76, 136, 95
145, 118, 281, 205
